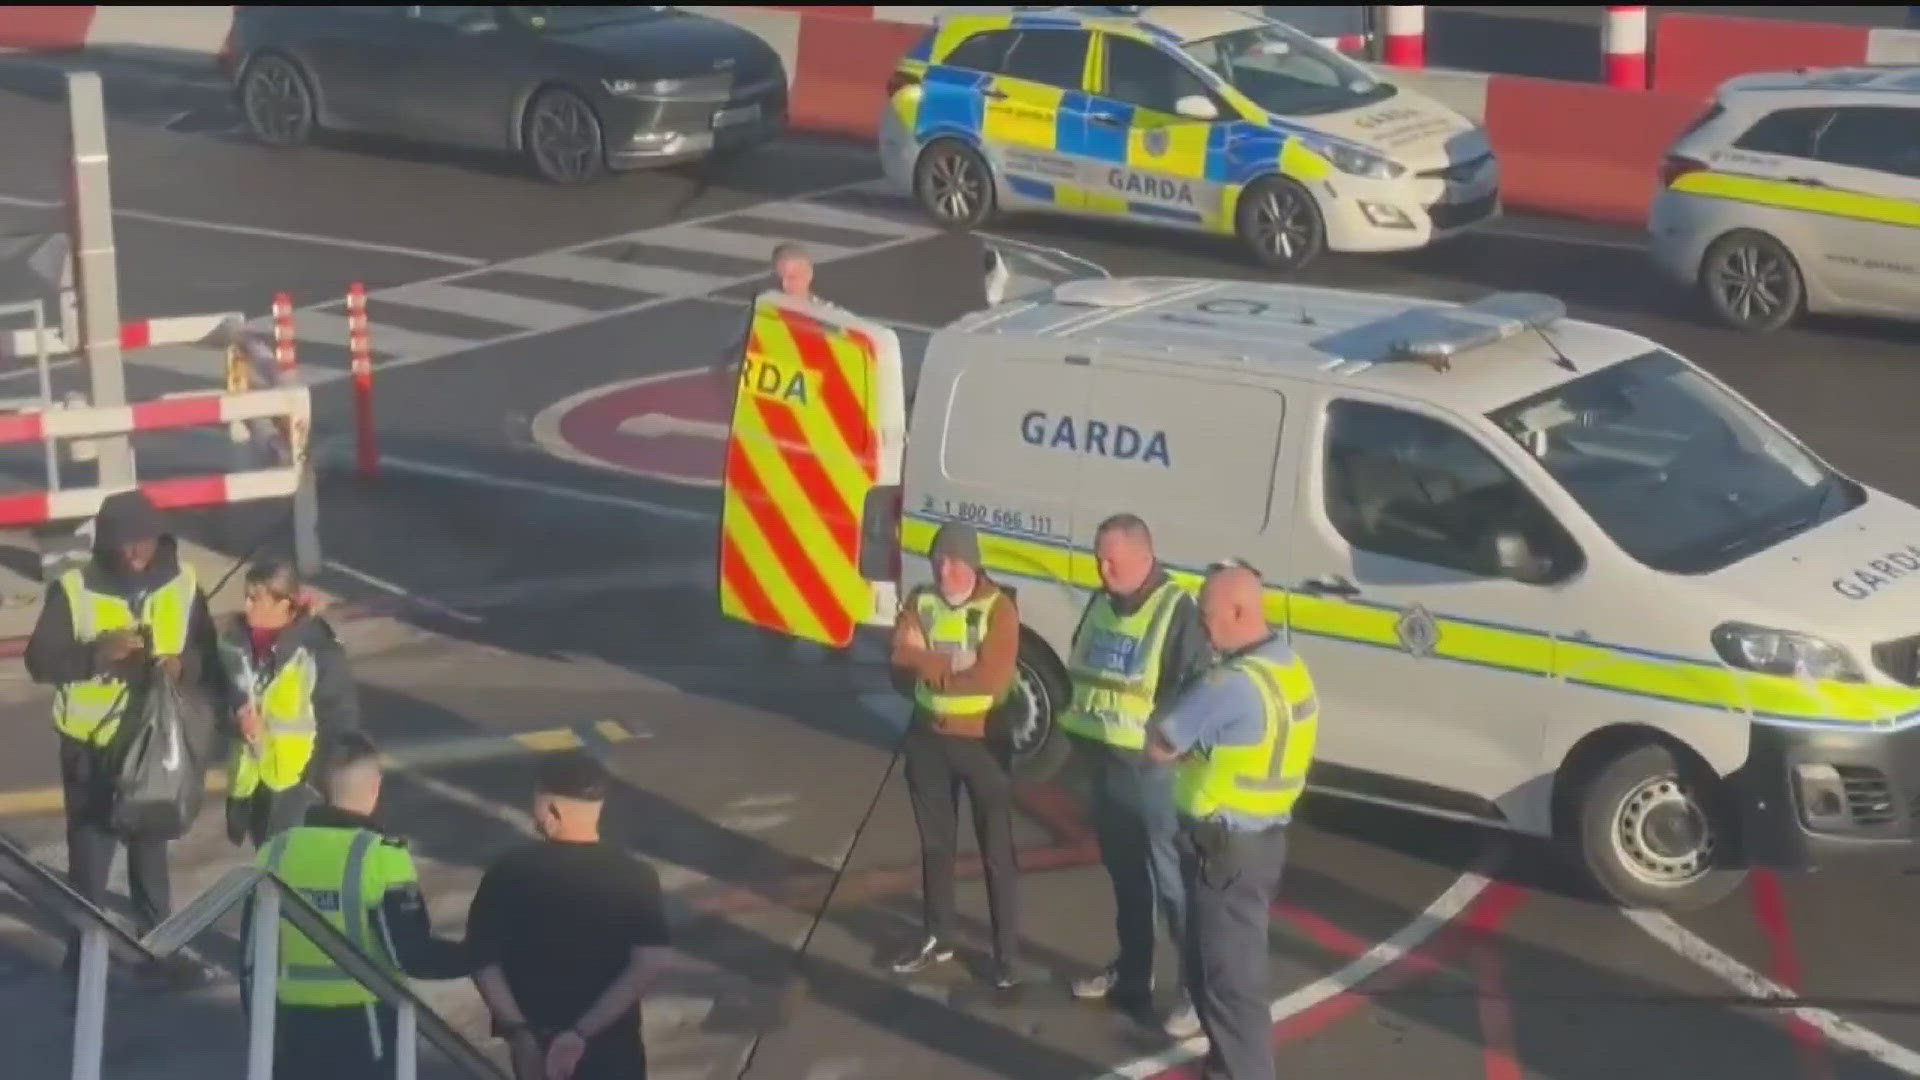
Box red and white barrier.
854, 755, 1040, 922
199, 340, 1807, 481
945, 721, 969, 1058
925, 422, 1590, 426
1604, 6, 1649, 90
1383, 6, 1426, 68
2, 311, 239, 362
0, 384, 310, 527
271, 291, 297, 378
346, 281, 377, 478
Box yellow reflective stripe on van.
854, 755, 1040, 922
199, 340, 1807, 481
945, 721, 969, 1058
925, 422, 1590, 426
899, 514, 1920, 728
1670, 171, 1920, 230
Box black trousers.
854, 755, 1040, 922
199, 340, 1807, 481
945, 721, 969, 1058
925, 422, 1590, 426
1076, 736, 1188, 996
901, 720, 1021, 966
227, 782, 319, 848
275, 1001, 399, 1080
1179, 822, 1289, 1080
59, 735, 170, 971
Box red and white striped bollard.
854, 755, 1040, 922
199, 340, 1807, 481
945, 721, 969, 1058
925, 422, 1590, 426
1383, 6, 1425, 68
1604, 6, 1649, 90
272, 292, 297, 380
346, 282, 377, 478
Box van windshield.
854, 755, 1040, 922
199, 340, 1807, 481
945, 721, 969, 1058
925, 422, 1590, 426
1487, 350, 1860, 575
1180, 22, 1394, 117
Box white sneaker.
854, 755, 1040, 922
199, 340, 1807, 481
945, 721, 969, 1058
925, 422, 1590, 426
1163, 1004, 1202, 1041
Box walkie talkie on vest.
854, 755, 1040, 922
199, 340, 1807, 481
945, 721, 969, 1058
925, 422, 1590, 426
966, 608, 982, 643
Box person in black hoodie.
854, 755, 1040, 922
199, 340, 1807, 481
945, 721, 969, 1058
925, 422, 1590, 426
25, 490, 230, 989
218, 558, 360, 848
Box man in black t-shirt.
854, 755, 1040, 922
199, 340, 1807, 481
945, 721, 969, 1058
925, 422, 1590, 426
468, 752, 671, 1080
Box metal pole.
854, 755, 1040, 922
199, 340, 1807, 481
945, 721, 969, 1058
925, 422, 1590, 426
394, 1000, 418, 1080
69, 924, 108, 1080
65, 71, 133, 489
291, 464, 321, 578
34, 301, 58, 493
246, 887, 280, 1080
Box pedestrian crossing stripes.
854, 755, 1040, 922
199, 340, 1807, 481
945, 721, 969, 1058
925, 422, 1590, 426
124, 179, 948, 385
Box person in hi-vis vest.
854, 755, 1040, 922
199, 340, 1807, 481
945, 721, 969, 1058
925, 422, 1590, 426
242, 732, 470, 1080
885, 521, 1026, 993
1146, 561, 1320, 1080
25, 490, 230, 993
1062, 513, 1212, 1035
220, 558, 360, 848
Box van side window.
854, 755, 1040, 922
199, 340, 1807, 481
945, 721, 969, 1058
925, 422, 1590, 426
1732, 107, 1831, 158
1322, 401, 1563, 579
944, 29, 1018, 74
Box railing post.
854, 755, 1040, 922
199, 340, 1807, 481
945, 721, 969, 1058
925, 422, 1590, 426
246, 887, 280, 1080
69, 924, 108, 1080
395, 1000, 418, 1080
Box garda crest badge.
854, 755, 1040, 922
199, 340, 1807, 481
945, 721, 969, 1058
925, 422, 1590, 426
1143, 126, 1170, 157
1395, 605, 1440, 658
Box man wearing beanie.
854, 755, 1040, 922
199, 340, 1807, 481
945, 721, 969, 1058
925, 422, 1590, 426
886, 520, 1026, 993
26, 490, 230, 993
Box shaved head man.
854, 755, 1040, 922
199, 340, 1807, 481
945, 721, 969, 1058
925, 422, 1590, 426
1146, 560, 1322, 1080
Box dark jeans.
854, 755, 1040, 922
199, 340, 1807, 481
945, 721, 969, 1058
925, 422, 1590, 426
902, 719, 1021, 966
275, 1002, 398, 1080
59, 735, 170, 973
1075, 734, 1187, 996
1179, 821, 1289, 1080
227, 783, 319, 848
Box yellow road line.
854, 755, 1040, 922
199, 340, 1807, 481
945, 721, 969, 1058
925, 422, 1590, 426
0, 721, 638, 818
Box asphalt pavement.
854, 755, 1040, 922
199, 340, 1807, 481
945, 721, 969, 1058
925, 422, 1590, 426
3, 51, 1920, 1080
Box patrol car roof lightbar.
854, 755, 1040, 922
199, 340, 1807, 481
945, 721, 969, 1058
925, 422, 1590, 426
1380, 292, 1568, 372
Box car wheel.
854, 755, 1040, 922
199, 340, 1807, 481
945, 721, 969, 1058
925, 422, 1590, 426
1700, 229, 1803, 333
1236, 175, 1326, 273
240, 54, 316, 148
1004, 636, 1072, 782
524, 88, 607, 185
913, 140, 995, 231
1575, 742, 1744, 911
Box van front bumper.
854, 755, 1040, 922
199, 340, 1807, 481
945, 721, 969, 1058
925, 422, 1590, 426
1730, 719, 1920, 870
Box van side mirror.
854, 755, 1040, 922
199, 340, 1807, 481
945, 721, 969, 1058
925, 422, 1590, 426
1174, 94, 1220, 122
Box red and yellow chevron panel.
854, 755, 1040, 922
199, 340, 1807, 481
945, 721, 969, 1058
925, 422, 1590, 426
719, 296, 881, 647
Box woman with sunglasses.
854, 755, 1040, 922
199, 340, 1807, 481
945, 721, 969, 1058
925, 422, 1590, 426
220, 559, 361, 848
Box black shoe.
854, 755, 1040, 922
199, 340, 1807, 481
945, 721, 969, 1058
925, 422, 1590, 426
886, 936, 955, 975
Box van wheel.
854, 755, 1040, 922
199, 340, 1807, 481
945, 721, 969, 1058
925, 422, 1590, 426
1575, 743, 1745, 911
1700, 230, 1802, 333
914, 140, 995, 231
1236, 175, 1325, 273
1006, 636, 1071, 781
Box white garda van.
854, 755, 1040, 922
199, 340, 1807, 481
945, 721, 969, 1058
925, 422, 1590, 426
718, 277, 1920, 911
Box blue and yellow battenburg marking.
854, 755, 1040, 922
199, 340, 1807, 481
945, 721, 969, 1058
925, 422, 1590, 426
899, 513, 1920, 731
890, 11, 1353, 235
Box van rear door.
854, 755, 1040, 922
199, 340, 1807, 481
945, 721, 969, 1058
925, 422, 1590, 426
717, 291, 907, 648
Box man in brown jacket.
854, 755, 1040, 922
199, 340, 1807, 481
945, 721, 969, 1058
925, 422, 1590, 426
886, 521, 1025, 993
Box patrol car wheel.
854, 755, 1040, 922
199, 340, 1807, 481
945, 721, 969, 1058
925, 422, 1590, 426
240, 54, 316, 148
1700, 230, 1803, 333
1577, 743, 1743, 911
525, 88, 608, 185
1006, 638, 1071, 782
914, 141, 995, 231
1236, 176, 1325, 273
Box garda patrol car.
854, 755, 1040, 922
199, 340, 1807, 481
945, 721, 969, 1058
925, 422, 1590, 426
715, 276, 1920, 912
1649, 65, 1920, 333
877, 6, 1500, 273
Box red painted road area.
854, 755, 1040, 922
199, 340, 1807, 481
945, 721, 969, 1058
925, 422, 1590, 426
546, 370, 733, 487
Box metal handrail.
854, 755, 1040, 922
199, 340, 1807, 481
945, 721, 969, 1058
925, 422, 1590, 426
0, 832, 507, 1080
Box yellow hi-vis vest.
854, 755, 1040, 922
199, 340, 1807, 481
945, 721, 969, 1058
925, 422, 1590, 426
53, 566, 198, 746
1173, 648, 1320, 828
1059, 580, 1185, 750
910, 588, 1005, 717
259, 825, 414, 1008
221, 631, 320, 799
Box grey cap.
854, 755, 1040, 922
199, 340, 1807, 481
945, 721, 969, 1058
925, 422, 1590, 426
930, 521, 982, 570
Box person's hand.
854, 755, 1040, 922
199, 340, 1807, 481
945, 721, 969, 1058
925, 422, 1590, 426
156, 655, 182, 681
544, 1029, 587, 1080
949, 646, 977, 672
93, 629, 144, 666
236, 704, 263, 748
505, 1030, 543, 1080
901, 623, 927, 651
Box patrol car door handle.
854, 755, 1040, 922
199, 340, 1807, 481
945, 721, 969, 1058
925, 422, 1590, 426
1297, 575, 1361, 598
1786, 175, 1827, 187
1090, 112, 1125, 127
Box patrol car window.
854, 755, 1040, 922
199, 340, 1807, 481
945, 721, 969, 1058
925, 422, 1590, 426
1732, 107, 1831, 158
1000, 29, 1090, 89
1323, 402, 1567, 580
1102, 34, 1214, 115
943, 29, 1017, 74
1815, 107, 1920, 179
1182, 23, 1393, 116
1489, 350, 1859, 576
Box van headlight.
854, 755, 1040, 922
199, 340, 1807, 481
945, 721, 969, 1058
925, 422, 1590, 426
1324, 143, 1407, 180
1711, 622, 1864, 682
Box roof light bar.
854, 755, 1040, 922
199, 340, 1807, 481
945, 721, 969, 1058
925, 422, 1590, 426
1379, 292, 1567, 371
